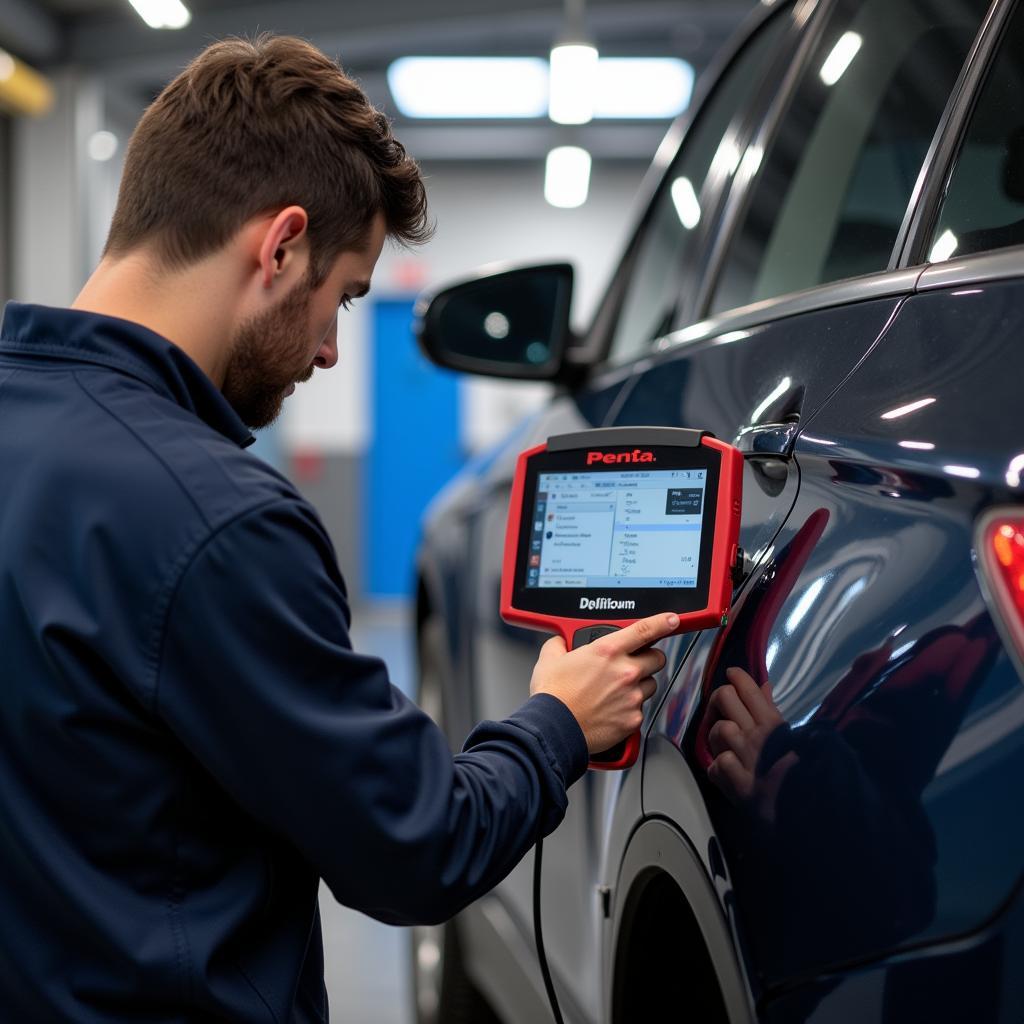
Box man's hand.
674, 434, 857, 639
706, 667, 795, 822
530, 613, 679, 754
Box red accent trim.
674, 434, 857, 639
700, 434, 744, 626
588, 732, 640, 772
499, 441, 548, 631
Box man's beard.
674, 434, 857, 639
222, 278, 317, 430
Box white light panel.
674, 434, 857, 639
549, 44, 599, 125
593, 58, 693, 119
387, 58, 549, 119
545, 146, 592, 208
387, 56, 694, 120
127, 0, 191, 29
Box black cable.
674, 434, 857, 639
533, 836, 565, 1024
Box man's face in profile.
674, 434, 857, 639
222, 213, 386, 429
222, 275, 317, 429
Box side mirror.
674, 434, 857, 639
415, 263, 574, 380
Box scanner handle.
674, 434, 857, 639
588, 732, 640, 771
569, 624, 641, 772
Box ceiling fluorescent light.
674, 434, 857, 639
545, 146, 591, 208
549, 44, 598, 125
594, 58, 693, 119
127, 0, 191, 29
387, 55, 693, 121
388, 57, 548, 118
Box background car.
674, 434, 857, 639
410, 0, 1024, 1020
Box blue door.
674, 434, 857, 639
366, 298, 463, 599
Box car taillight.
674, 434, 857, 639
977, 509, 1024, 677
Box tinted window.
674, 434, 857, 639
929, 5, 1024, 262
606, 10, 788, 365
711, 0, 988, 315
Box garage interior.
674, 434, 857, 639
0, 0, 758, 1019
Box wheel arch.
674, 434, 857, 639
610, 818, 756, 1024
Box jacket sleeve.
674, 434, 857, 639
155, 497, 587, 925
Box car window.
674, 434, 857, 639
710, 0, 989, 316
605, 9, 789, 366
928, 4, 1024, 262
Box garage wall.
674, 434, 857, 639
11, 69, 81, 308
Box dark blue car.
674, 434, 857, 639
410, 0, 1024, 1020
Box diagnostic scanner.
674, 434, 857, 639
501, 427, 743, 770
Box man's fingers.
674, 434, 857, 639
537, 635, 567, 665
707, 719, 749, 765
631, 646, 667, 679
707, 720, 730, 757
607, 612, 680, 655
708, 684, 755, 731
707, 750, 751, 802
639, 676, 658, 702
726, 666, 779, 726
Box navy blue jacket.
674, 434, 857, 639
0, 303, 587, 1023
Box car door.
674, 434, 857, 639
756, 5, 1024, 1016
456, 6, 803, 1021
750, 273, 1024, 1024
541, 0, 992, 1015
641, 0, 1021, 1016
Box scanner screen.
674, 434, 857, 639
525, 468, 708, 589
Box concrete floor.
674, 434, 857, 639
320, 602, 417, 1024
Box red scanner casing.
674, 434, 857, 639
500, 429, 743, 771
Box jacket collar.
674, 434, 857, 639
0, 302, 255, 448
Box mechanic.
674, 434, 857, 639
0, 35, 678, 1023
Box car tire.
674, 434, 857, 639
410, 614, 501, 1024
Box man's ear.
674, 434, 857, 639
257, 206, 310, 290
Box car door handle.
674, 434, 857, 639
734, 421, 800, 457
735, 379, 804, 457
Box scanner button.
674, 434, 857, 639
572, 624, 621, 648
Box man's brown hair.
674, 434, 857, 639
105, 35, 431, 282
